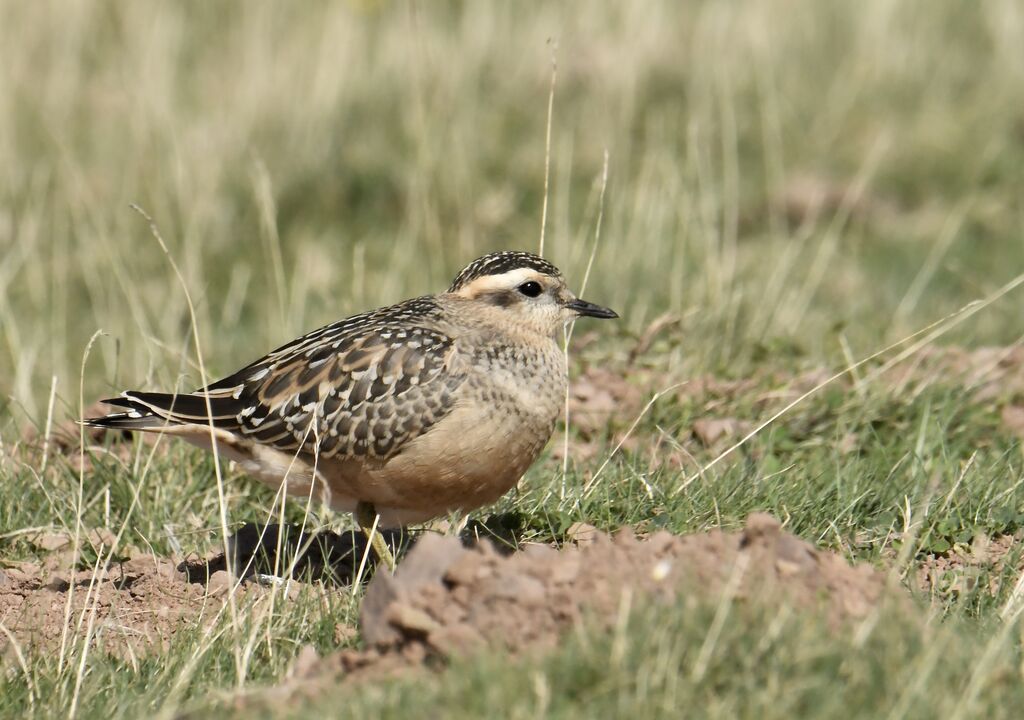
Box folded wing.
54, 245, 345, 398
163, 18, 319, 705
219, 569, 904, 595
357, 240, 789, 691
88, 298, 466, 462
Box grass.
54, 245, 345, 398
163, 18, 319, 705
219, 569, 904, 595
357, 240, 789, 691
298, 599, 1024, 720
3, 0, 1024, 716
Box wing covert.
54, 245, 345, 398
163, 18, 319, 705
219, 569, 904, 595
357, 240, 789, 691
194, 298, 464, 460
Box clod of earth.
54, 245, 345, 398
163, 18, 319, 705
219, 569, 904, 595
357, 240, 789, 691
1, 513, 910, 703
271, 512, 906, 697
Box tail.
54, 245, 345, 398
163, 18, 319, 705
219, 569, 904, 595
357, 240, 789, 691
83, 391, 242, 432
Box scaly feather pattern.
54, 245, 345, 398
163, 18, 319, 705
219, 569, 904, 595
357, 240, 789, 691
96, 296, 466, 460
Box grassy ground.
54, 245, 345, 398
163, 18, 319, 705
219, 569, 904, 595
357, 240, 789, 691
3, 0, 1024, 717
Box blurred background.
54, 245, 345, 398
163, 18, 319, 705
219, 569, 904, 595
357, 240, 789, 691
2, 0, 1023, 422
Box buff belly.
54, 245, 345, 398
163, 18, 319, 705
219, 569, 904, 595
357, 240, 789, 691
313, 398, 556, 526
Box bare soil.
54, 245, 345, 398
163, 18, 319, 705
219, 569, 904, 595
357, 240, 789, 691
1, 552, 239, 658
914, 533, 1023, 598
0, 522, 408, 660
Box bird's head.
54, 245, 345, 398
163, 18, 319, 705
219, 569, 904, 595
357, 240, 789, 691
447, 251, 618, 337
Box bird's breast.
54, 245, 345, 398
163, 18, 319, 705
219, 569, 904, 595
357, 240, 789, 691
460, 336, 567, 418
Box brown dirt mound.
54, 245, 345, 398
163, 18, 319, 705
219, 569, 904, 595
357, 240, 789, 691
1, 514, 906, 697
279, 513, 901, 693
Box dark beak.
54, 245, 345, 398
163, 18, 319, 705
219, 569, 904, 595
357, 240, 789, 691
565, 298, 619, 319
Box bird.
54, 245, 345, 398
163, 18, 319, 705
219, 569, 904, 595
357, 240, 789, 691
85, 250, 618, 570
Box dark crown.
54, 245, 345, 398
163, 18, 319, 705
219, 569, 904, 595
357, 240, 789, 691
448, 251, 562, 292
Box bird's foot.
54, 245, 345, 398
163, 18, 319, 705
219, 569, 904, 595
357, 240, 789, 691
355, 501, 397, 572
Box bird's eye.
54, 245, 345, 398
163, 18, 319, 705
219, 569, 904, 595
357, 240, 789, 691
517, 281, 543, 298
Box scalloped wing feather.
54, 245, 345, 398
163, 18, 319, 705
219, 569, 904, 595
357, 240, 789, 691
98, 297, 467, 462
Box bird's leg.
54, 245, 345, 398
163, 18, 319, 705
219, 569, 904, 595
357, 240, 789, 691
355, 501, 396, 572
